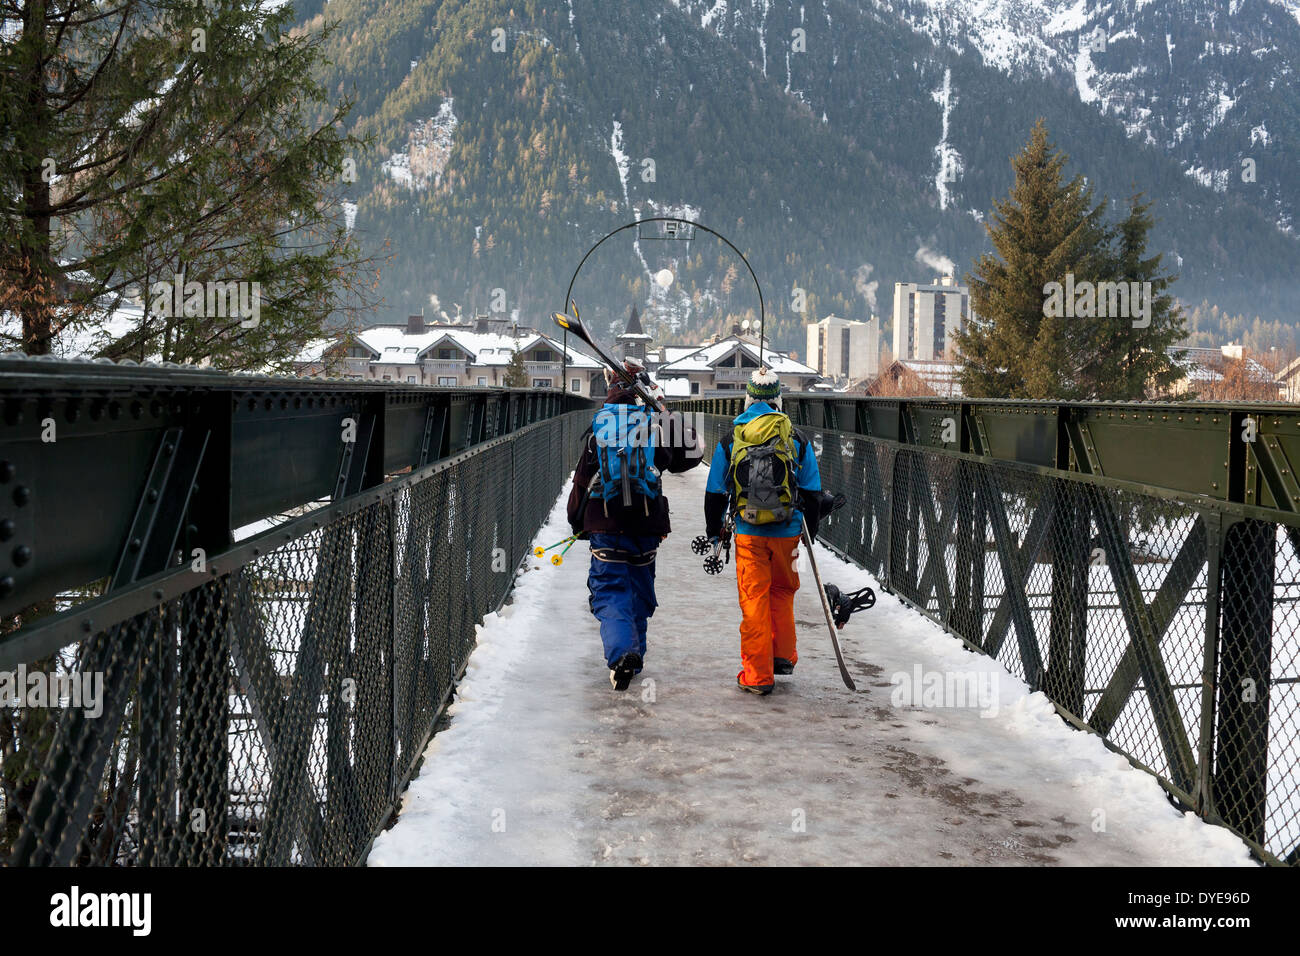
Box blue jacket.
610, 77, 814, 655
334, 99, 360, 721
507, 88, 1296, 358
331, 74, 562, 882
705, 402, 820, 538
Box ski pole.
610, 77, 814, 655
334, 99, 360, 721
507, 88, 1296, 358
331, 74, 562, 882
550, 536, 578, 566
533, 534, 577, 558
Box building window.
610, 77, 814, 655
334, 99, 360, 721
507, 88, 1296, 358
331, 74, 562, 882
841, 327, 850, 377
438, 348, 455, 360
407, 375, 416, 384
437, 376, 457, 386
532, 378, 553, 388
690, 381, 700, 395
382, 375, 392, 381
533, 349, 553, 362
571, 378, 581, 392
477, 377, 487, 386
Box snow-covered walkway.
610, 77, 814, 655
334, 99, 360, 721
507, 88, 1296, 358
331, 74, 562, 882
371, 467, 1255, 866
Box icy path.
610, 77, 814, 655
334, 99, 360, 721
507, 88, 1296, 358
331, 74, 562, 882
371, 467, 1255, 866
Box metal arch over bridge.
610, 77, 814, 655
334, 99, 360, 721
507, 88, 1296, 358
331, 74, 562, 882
0, 359, 1297, 866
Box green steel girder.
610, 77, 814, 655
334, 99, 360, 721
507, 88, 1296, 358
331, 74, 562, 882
1088, 516, 1208, 737
974, 467, 1047, 686
1089, 486, 1199, 794
1245, 412, 1300, 511
716, 394, 1300, 513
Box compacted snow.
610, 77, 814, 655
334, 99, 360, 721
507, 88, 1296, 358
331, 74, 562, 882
369, 467, 1256, 867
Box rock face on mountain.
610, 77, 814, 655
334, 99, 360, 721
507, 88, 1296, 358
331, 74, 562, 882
306, 0, 1300, 350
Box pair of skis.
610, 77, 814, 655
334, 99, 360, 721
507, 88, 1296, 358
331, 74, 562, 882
551, 301, 666, 413
553, 303, 861, 691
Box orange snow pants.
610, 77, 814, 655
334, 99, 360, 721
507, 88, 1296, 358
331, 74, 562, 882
734, 533, 800, 688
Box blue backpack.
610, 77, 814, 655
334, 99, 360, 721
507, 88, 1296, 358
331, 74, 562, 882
592, 404, 660, 508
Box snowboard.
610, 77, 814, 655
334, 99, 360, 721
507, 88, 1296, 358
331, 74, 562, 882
800, 518, 856, 690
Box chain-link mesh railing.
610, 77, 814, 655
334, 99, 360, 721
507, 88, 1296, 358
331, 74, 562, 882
697, 412, 1298, 865
1, 412, 587, 866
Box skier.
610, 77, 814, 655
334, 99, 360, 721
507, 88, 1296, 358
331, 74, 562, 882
703, 368, 822, 695
567, 358, 702, 690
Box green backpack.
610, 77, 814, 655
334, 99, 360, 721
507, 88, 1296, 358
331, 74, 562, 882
727, 413, 799, 525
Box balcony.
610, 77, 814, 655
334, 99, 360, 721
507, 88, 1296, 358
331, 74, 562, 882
713, 366, 760, 381
423, 360, 468, 375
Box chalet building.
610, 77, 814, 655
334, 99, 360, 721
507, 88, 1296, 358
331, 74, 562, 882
294, 313, 605, 394
655, 332, 819, 396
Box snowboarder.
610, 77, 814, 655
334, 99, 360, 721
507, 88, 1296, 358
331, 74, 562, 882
567, 359, 702, 690
704, 368, 823, 695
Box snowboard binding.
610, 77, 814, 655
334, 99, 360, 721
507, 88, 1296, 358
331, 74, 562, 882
823, 583, 875, 629
815, 491, 848, 518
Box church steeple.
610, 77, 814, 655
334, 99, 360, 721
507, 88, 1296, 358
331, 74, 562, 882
617, 303, 650, 363
625, 304, 644, 336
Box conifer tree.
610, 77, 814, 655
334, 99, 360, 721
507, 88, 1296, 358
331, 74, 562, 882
0, 0, 372, 368
1075, 194, 1186, 400
503, 338, 529, 388
957, 121, 1110, 399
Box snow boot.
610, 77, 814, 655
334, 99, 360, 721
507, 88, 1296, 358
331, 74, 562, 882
736, 675, 774, 696
610, 652, 642, 691
774, 657, 795, 675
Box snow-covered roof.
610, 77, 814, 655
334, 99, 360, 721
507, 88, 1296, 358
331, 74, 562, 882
658, 377, 693, 398
1, 301, 154, 360
289, 337, 340, 366
353, 324, 601, 368
657, 337, 817, 377
1168, 346, 1273, 384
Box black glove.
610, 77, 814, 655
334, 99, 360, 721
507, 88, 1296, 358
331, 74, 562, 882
704, 491, 729, 541
800, 490, 822, 541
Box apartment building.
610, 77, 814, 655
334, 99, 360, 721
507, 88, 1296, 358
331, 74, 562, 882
805, 314, 880, 381
891, 275, 970, 361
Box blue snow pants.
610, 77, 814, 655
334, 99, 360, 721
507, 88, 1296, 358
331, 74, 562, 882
587, 533, 660, 669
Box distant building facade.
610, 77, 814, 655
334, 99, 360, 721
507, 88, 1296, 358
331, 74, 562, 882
294, 313, 605, 394
805, 315, 880, 381
891, 275, 970, 361
1161, 345, 1279, 400
865, 359, 963, 398
655, 328, 819, 397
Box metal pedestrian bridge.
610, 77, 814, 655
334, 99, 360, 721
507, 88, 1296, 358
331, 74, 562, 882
0, 358, 1295, 865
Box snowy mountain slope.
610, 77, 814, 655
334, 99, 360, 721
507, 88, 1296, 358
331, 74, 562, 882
889, 0, 1300, 234
309, 0, 1300, 342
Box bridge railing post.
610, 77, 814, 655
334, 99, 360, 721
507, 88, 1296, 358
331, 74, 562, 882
1211, 517, 1277, 847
